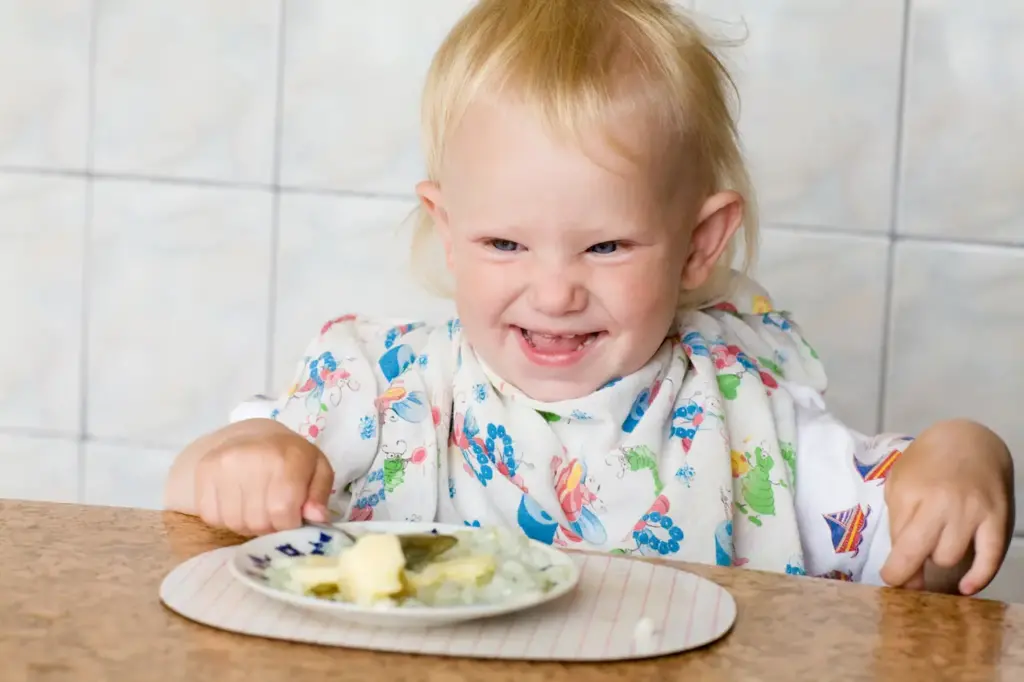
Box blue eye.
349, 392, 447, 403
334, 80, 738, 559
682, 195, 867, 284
489, 239, 521, 252
588, 241, 619, 255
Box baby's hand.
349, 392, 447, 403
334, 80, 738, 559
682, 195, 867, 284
881, 420, 1014, 595
194, 425, 335, 537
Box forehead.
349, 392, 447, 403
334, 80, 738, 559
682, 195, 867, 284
441, 96, 683, 214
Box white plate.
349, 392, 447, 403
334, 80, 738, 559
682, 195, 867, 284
228, 521, 581, 628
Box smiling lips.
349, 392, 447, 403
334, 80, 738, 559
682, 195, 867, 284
516, 326, 601, 366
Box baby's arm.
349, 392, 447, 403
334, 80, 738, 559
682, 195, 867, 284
164, 417, 311, 517
790, 384, 1014, 593
882, 419, 1014, 594
164, 315, 394, 534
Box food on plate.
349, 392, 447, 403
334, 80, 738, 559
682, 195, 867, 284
268, 526, 571, 609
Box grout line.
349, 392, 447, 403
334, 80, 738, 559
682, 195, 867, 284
0, 427, 82, 442
264, 0, 288, 395
0, 164, 417, 201
893, 232, 1024, 253
762, 223, 892, 243
764, 222, 1024, 252
0, 429, 188, 453
875, 0, 914, 435
77, 0, 101, 504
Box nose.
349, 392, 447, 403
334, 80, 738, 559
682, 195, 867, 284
527, 261, 588, 316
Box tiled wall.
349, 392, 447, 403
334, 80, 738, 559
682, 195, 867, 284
1, 0, 1022, 594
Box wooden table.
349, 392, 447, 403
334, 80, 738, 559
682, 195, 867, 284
2, 500, 1022, 681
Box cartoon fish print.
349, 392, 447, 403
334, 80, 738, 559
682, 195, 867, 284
375, 380, 430, 424
854, 448, 901, 485
823, 504, 870, 557
517, 494, 559, 545
621, 382, 661, 433
378, 344, 417, 383
735, 448, 776, 526
607, 445, 665, 495
553, 459, 607, 546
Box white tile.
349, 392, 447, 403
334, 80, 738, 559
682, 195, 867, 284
272, 193, 455, 393
693, 0, 904, 231
753, 228, 890, 434
979, 538, 1024, 604
0, 0, 91, 169
899, 2, 1024, 244
885, 242, 1024, 528
0, 173, 85, 434
0, 434, 78, 503
82, 441, 176, 510
279, 0, 474, 194
87, 180, 273, 448
92, 0, 279, 183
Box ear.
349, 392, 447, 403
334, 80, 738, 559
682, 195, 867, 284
415, 180, 453, 270
681, 191, 744, 291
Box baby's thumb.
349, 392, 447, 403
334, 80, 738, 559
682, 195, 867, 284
302, 456, 335, 523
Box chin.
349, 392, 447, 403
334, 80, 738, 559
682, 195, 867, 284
512, 376, 604, 403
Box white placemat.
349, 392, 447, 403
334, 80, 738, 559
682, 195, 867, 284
160, 547, 736, 661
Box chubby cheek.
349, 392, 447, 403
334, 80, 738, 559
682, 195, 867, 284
451, 256, 513, 331
600, 265, 679, 332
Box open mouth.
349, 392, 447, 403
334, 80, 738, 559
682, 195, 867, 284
519, 328, 600, 352
514, 326, 604, 367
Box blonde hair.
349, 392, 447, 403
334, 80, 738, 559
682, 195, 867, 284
410, 0, 758, 309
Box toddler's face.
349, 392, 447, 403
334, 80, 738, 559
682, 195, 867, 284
418, 98, 733, 402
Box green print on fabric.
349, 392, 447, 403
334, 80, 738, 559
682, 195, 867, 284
735, 448, 776, 527
758, 356, 785, 378
622, 445, 664, 495
383, 456, 406, 493
717, 374, 742, 400
802, 338, 819, 360
780, 442, 796, 487
536, 410, 561, 423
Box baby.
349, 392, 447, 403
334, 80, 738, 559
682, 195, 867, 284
166, 0, 1014, 593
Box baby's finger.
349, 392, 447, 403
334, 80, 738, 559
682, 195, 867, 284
218, 480, 247, 536
266, 454, 317, 531
959, 516, 1008, 596
305, 456, 335, 515
243, 474, 273, 535
881, 508, 943, 587
885, 494, 921, 544
195, 471, 221, 527
904, 567, 926, 591
931, 517, 973, 568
